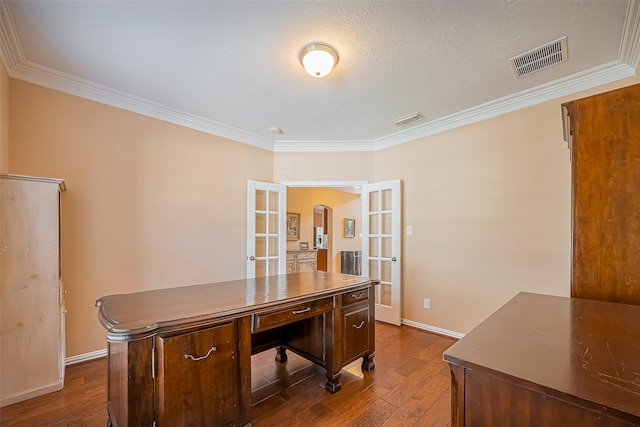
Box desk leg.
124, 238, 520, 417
324, 308, 342, 393
325, 371, 342, 393
238, 317, 252, 426
361, 353, 375, 371
449, 364, 465, 427
362, 294, 376, 372
274, 346, 288, 363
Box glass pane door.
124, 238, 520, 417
247, 181, 286, 278
362, 180, 401, 325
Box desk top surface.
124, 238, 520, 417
97, 271, 375, 340
444, 292, 640, 418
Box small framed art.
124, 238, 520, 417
344, 218, 355, 238
287, 212, 300, 241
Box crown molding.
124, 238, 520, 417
0, 0, 20, 71
371, 61, 635, 151
620, 0, 640, 70
273, 61, 634, 153
10, 60, 274, 151
1, 0, 638, 154
0, 1, 273, 151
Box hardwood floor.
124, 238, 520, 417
0, 322, 456, 427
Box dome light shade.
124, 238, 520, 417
299, 43, 339, 78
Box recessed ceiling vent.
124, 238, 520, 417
393, 112, 424, 127
510, 37, 567, 78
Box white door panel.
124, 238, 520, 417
246, 181, 286, 278
362, 179, 401, 325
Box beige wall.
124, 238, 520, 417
6, 72, 639, 357
276, 76, 640, 336
274, 151, 374, 183
0, 62, 8, 173
376, 76, 640, 334
8, 79, 273, 356
381, 102, 572, 334
287, 187, 361, 272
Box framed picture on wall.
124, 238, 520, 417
344, 218, 355, 238
287, 212, 300, 241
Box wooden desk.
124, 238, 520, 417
96, 271, 378, 427
443, 292, 640, 426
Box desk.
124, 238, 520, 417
443, 292, 640, 426
96, 271, 378, 427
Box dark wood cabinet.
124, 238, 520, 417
97, 272, 378, 427
563, 83, 640, 305
444, 293, 640, 426
156, 323, 237, 426
340, 287, 375, 370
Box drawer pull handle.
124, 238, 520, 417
352, 321, 366, 329
292, 307, 311, 315
184, 346, 217, 361
351, 292, 364, 299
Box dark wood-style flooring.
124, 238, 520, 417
0, 322, 456, 426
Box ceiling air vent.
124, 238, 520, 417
510, 37, 567, 78
393, 112, 424, 127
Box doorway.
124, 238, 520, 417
313, 205, 332, 271
259, 179, 402, 326
285, 184, 362, 274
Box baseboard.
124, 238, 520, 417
65, 349, 107, 365
401, 319, 465, 340
0, 381, 63, 408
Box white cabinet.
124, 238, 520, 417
1, 174, 66, 407
286, 250, 317, 273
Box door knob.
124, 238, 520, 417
391, 257, 397, 262
249, 256, 255, 261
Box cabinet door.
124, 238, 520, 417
343, 306, 371, 365
286, 253, 295, 273
296, 251, 317, 272
569, 83, 640, 305
156, 323, 237, 426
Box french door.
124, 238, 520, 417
361, 180, 402, 325
246, 180, 287, 278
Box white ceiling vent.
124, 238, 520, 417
510, 37, 567, 78
393, 112, 424, 127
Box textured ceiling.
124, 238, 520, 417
1, 1, 638, 151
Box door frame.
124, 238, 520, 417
281, 181, 369, 190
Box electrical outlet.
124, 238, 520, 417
423, 298, 430, 309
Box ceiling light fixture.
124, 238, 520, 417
299, 42, 339, 78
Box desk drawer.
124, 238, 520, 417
343, 305, 371, 365
252, 297, 333, 333
342, 288, 369, 307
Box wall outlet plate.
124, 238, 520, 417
423, 298, 430, 309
